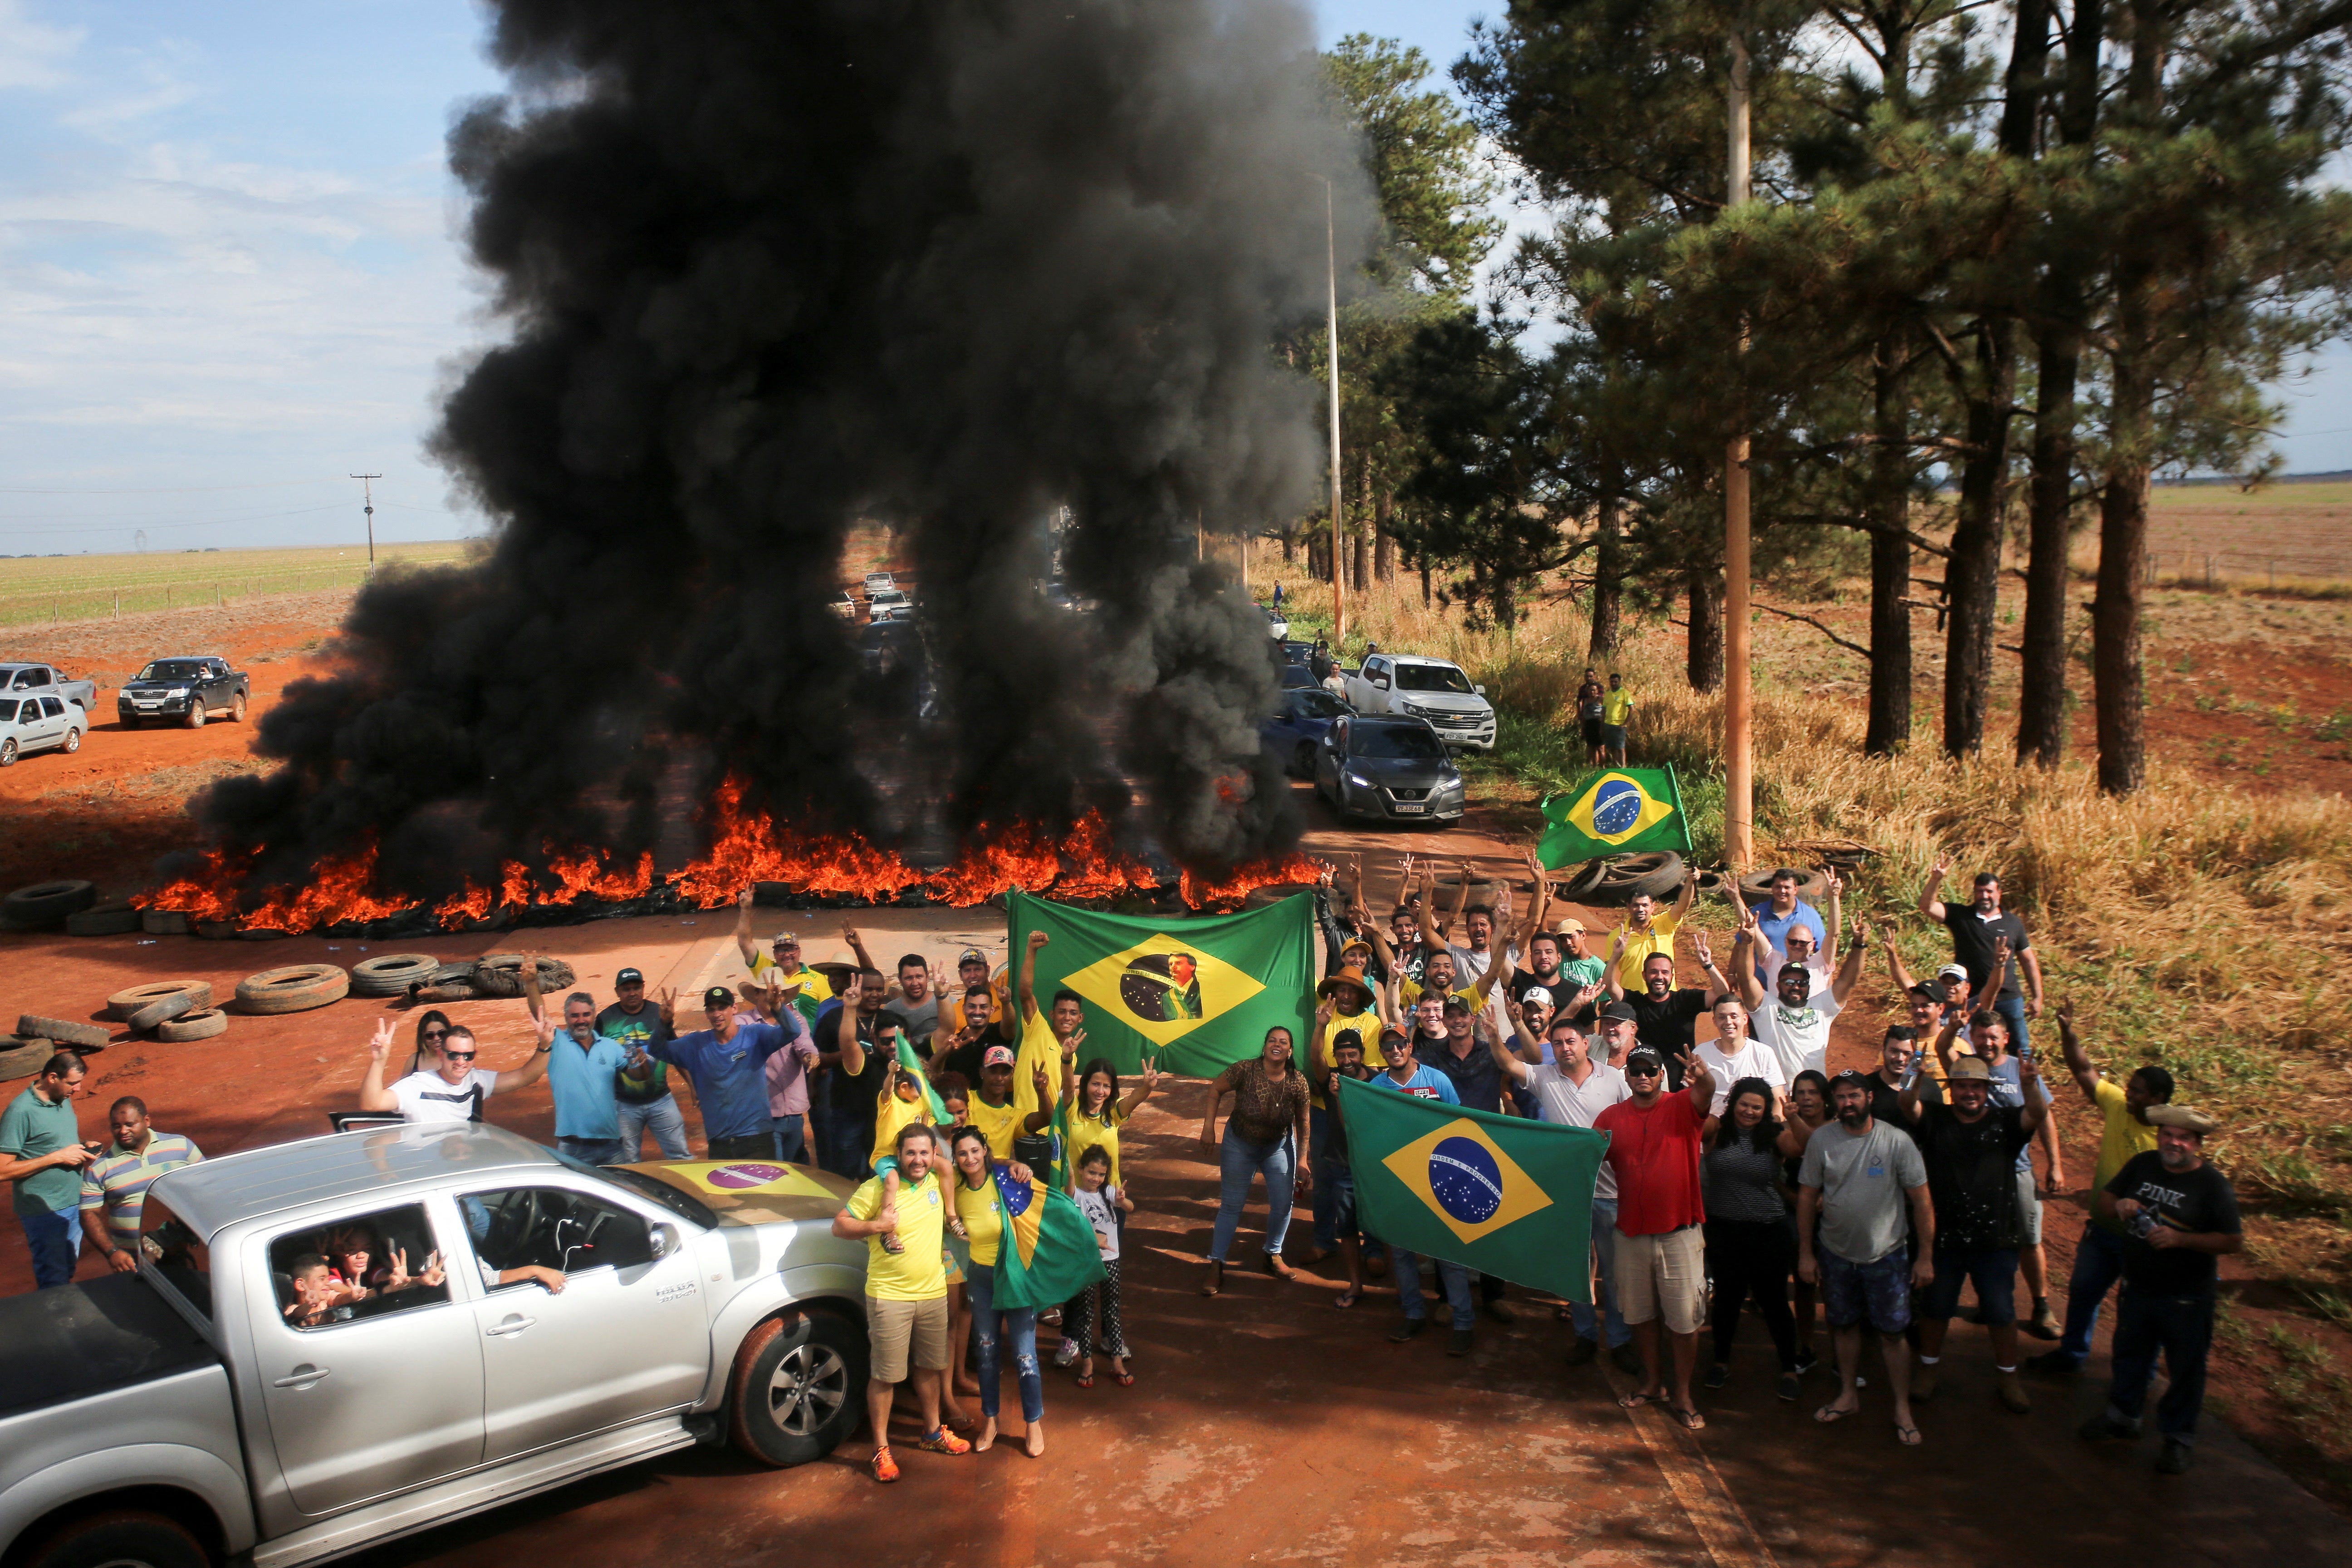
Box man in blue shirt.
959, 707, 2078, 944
1749, 867, 1828, 987
547, 991, 630, 1165
654, 987, 838, 1160
1372, 1037, 1479, 1356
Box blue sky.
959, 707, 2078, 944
0, 0, 2342, 556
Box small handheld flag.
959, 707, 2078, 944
893, 1029, 949, 1122
1537, 766, 1691, 868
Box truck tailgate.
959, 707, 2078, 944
0, 1271, 222, 1419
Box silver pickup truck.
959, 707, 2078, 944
0, 1125, 870, 1568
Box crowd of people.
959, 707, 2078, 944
2, 850, 2236, 1484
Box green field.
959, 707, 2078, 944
0, 541, 477, 629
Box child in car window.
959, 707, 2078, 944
283, 1254, 343, 1328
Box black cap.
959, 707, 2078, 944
703, 985, 736, 1010
615, 967, 644, 986
1441, 994, 1474, 1015
1598, 1001, 1640, 1025
1906, 980, 1947, 1004
1624, 1046, 1665, 1073
1829, 1068, 1873, 1091
1332, 1028, 1365, 1052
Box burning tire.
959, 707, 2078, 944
473, 954, 577, 998
157, 1009, 228, 1043
67, 903, 142, 936
235, 964, 350, 1015
3, 879, 99, 929
105, 981, 215, 1021
17, 1014, 111, 1049
351, 953, 442, 998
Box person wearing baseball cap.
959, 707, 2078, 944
1592, 1042, 1718, 1426
642, 984, 824, 1160
1305, 967, 1387, 1265
2081, 1102, 2239, 1472
599, 965, 690, 1160
733, 889, 826, 1027
965, 1044, 1050, 1161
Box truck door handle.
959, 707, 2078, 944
485, 1315, 537, 1338
273, 1365, 331, 1388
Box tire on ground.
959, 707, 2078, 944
126, 991, 202, 1033
234, 964, 350, 1015
17, 1015, 110, 1049
0, 1042, 59, 1079
157, 1009, 229, 1043
66, 903, 142, 936
410, 982, 478, 1004
140, 909, 191, 936
22, 1509, 209, 1568
3, 879, 98, 928
350, 953, 442, 998
726, 1308, 867, 1467
1735, 866, 1833, 905
106, 980, 215, 1021
473, 954, 577, 998
1559, 852, 1685, 908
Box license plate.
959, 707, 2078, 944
1393, 802, 1426, 814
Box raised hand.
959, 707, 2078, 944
1031, 1061, 1051, 1101
1064, 1027, 1087, 1058
655, 985, 677, 1025
1028, 929, 1051, 951
387, 1245, 411, 1289
1931, 852, 1951, 878
369, 1017, 395, 1061
1315, 997, 1337, 1027
1692, 930, 1714, 967
419, 1250, 446, 1288
1141, 1057, 1161, 1093
534, 1008, 558, 1046
738, 887, 755, 909
1826, 868, 1844, 899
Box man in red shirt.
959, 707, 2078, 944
1594, 1045, 1717, 1431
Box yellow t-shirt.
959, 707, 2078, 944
1310, 1009, 1387, 1107
848, 1171, 946, 1300
1012, 1008, 1064, 1120
869, 1088, 932, 1169
954, 1174, 1005, 1267
1065, 1101, 1129, 1188
966, 1094, 1024, 1161
2092, 1078, 2161, 1229
1612, 911, 1681, 988
749, 954, 827, 1025
1397, 979, 1482, 1014
1602, 687, 1633, 725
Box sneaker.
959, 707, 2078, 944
1704, 1362, 1731, 1391
2026, 1349, 2082, 1377
2157, 1438, 2194, 1475
1610, 1343, 1645, 1377
1793, 1349, 1820, 1378
913, 1426, 972, 1455
1447, 1328, 1475, 1357
1996, 1371, 2031, 1414
871, 1446, 900, 1483
2024, 1300, 2062, 1342
1390, 1316, 1431, 1343
1776, 1372, 1803, 1402
1053, 1340, 1083, 1368
2078, 1411, 2142, 1442
1565, 1337, 1599, 1367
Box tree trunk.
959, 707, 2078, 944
1280, 530, 1295, 565
1943, 322, 2017, 760
1350, 530, 1368, 593
2016, 0, 2100, 769
1588, 493, 1622, 658
1419, 553, 1432, 606
1686, 562, 1723, 692
1865, 334, 1913, 755
1374, 490, 1396, 581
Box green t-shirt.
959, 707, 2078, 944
1, 1085, 84, 1214
1562, 956, 1608, 989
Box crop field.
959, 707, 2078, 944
0, 540, 476, 629
2144, 479, 2352, 589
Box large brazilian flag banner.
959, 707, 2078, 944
1537, 765, 1692, 868
1336, 1075, 1608, 1301
1005, 889, 1314, 1078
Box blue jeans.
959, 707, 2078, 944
771, 1116, 807, 1163
617, 1095, 691, 1161
1209, 1128, 1295, 1262
20, 1203, 80, 1289
556, 1136, 627, 1166
2055, 1221, 2128, 1367
1394, 1247, 1474, 1330
1995, 992, 2030, 1057
2106, 1286, 2214, 1440
1308, 1105, 1338, 1250
1571, 1197, 1632, 1348
965, 1263, 1044, 1423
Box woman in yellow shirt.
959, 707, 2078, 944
1060, 1053, 1161, 1191
948, 1125, 1045, 1456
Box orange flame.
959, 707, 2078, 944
1179, 852, 1321, 911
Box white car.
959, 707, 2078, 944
0, 692, 85, 765
867, 588, 910, 622
862, 572, 897, 595
1343, 653, 1496, 751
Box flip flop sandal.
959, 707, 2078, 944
1076, 1370, 1096, 1389
1894, 1423, 1923, 1446
1670, 1406, 1707, 1431
1115, 1371, 1136, 1387
1814, 1404, 1857, 1424
1334, 1288, 1361, 1308
1617, 1390, 1668, 1411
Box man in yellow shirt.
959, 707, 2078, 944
1013, 929, 1077, 1122
2030, 1002, 2173, 1375
832, 1123, 969, 1482
1609, 867, 1696, 990
965, 1046, 1053, 1160
1600, 672, 1634, 765
733, 888, 828, 1026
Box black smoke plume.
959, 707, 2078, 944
193, 0, 1369, 897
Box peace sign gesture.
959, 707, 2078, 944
368, 1016, 395, 1061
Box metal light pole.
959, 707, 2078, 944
1723, 36, 1754, 872
350, 472, 382, 564
1318, 175, 1346, 650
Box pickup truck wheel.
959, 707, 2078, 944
231, 691, 248, 721
22, 1508, 206, 1568
728, 1309, 866, 1466
185, 700, 206, 730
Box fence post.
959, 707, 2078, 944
113, 588, 119, 617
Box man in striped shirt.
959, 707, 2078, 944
78, 1098, 203, 1273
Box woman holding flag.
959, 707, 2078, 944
948, 1124, 1048, 1456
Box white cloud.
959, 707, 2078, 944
0, 0, 81, 91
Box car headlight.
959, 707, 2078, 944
1343, 768, 1372, 790
170, 686, 190, 696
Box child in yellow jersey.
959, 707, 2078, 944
867, 1061, 935, 1256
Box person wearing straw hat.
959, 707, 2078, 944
1303, 962, 1384, 1265
2079, 1104, 2239, 1474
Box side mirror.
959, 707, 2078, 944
647, 1222, 680, 1260
1473, 684, 1486, 696
1374, 676, 1391, 690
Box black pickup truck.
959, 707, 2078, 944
118, 656, 249, 729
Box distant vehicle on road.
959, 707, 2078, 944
867, 589, 912, 623
862, 572, 897, 595
829, 591, 858, 620
1343, 653, 1495, 752
0, 692, 84, 766
1313, 713, 1465, 826
0, 662, 97, 715
118, 656, 249, 729
1261, 686, 1351, 778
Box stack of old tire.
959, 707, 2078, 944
3, 878, 146, 936
103, 980, 225, 1042
375, 952, 577, 1004
1553, 851, 1690, 908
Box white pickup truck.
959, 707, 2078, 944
0, 1125, 869, 1568
1343, 653, 1496, 751
0, 662, 98, 714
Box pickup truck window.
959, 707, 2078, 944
1394, 663, 1473, 694
11, 668, 46, 689
269, 1204, 453, 1331
462, 1186, 654, 1287
139, 1194, 214, 1322
0, 699, 15, 723
135, 660, 212, 681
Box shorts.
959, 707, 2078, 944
1580, 717, 1603, 747
1820, 1248, 1912, 1336
1600, 724, 1626, 749
2016, 1167, 2043, 1245
1615, 1225, 1705, 1335
1327, 1171, 1358, 1242
865, 1293, 951, 1383
1924, 1245, 2019, 1324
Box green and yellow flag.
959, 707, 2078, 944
989, 1163, 1108, 1310
1336, 1076, 1608, 1301
1537, 766, 1691, 867
1005, 889, 1313, 1078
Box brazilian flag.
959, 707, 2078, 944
1005, 889, 1313, 1078
1336, 1076, 1607, 1301
893, 1029, 949, 1122
1537, 766, 1691, 868
988, 1163, 1108, 1310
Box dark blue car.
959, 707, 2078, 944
1262, 686, 1352, 778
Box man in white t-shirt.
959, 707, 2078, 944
1730, 908, 1870, 1084
1487, 1013, 1640, 1373
1694, 997, 1787, 1115
357, 1013, 552, 1125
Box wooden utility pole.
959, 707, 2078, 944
350, 473, 382, 564
1322, 176, 1346, 649
1723, 35, 1754, 872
